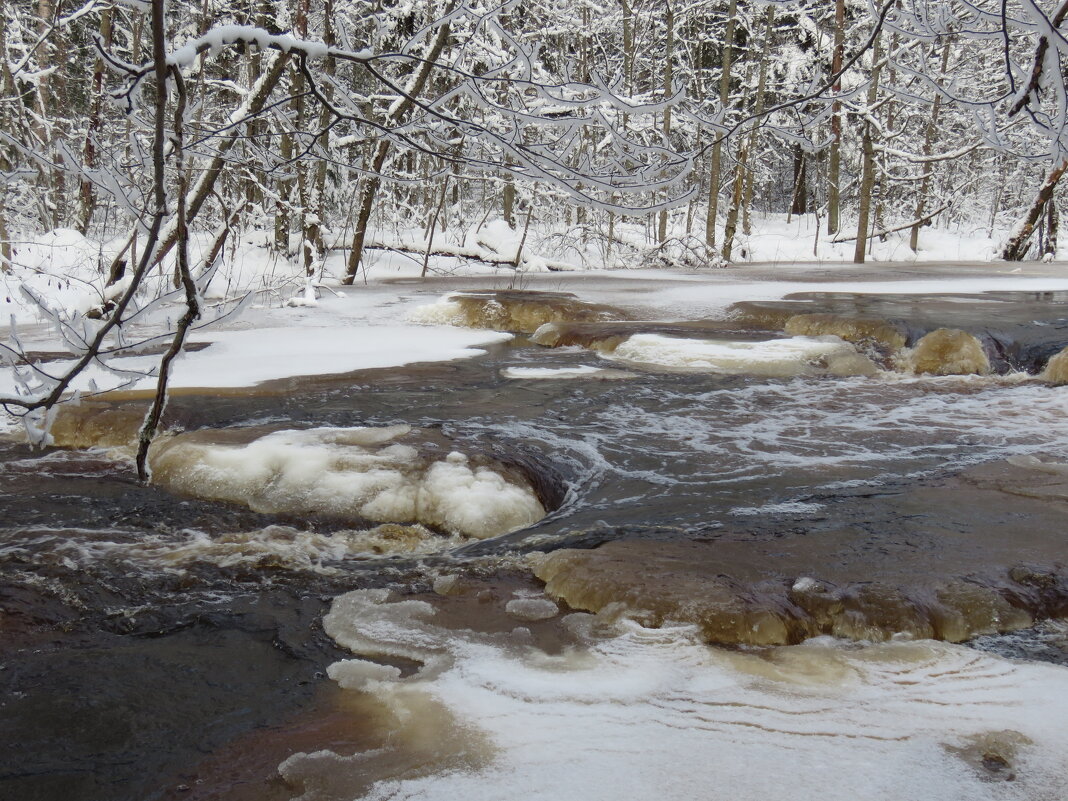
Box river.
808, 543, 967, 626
3, 265, 1068, 801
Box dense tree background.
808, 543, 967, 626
2, 0, 1068, 271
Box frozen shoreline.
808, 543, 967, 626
6, 248, 1068, 435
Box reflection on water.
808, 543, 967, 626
4, 288, 1068, 800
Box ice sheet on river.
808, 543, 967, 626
276, 589, 1068, 801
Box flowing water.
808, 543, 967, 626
4, 280, 1068, 801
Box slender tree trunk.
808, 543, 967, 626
827, 0, 845, 235
344, 15, 454, 284
0, 195, 9, 272
34, 0, 60, 227
705, 0, 737, 248
658, 3, 675, 244
742, 6, 775, 235
1044, 198, 1059, 259
791, 146, 808, 215
133, 0, 174, 480
911, 38, 951, 252
1003, 161, 1068, 260
79, 7, 114, 234
0, 0, 14, 268
503, 179, 516, 228
853, 34, 882, 264
138, 67, 199, 481
722, 147, 747, 262
307, 0, 335, 271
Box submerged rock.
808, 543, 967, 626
410, 290, 628, 334
901, 328, 991, 376
532, 539, 1049, 646
784, 312, 909, 352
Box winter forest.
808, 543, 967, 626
5, 0, 1068, 278
10, 3, 1068, 800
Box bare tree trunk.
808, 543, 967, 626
0, 0, 15, 268
503, 179, 516, 228
742, 5, 774, 235
34, 0, 61, 227
790, 145, 808, 215
79, 7, 114, 233
827, 0, 845, 235
1044, 198, 1059, 259
705, 0, 737, 248
722, 147, 747, 262
307, 0, 335, 273
138, 67, 199, 482
657, 3, 675, 244
853, 34, 882, 264
1003, 161, 1068, 260
911, 38, 951, 252
344, 15, 454, 284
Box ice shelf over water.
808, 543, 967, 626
277, 589, 1068, 801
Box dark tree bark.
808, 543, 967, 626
343, 16, 454, 284
1003, 162, 1068, 261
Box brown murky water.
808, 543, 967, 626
4, 286, 1068, 800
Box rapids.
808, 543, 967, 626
4, 276, 1068, 801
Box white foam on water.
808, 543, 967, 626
289, 590, 1068, 801
589, 377, 1068, 487
603, 334, 877, 377
2, 524, 460, 574
150, 426, 545, 540
501, 365, 636, 380
730, 501, 825, 516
